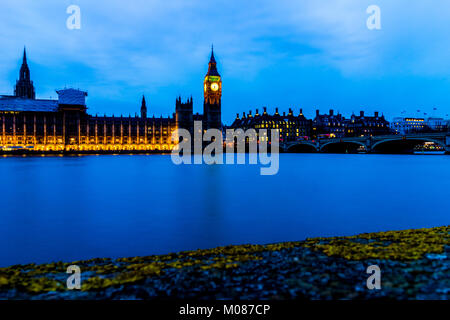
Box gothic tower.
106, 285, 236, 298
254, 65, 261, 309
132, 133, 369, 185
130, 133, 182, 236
203, 46, 222, 130
141, 95, 147, 118
15, 47, 36, 99
175, 96, 193, 134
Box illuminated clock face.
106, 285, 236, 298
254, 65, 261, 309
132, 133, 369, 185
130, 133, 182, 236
210, 82, 219, 92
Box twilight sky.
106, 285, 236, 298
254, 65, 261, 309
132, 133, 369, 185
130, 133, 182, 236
0, 0, 449, 123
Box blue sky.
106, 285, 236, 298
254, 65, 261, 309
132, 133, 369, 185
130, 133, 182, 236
0, 0, 449, 123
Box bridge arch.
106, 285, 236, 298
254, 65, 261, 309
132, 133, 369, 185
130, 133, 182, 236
285, 142, 318, 153
320, 140, 367, 153
372, 137, 446, 154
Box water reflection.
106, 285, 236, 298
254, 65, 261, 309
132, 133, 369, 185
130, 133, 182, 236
0, 153, 449, 267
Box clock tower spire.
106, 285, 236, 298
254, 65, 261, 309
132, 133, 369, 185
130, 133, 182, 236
203, 46, 222, 130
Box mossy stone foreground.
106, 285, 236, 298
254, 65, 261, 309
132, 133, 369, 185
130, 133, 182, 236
0, 226, 448, 299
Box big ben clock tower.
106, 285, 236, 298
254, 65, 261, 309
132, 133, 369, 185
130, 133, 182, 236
203, 46, 222, 130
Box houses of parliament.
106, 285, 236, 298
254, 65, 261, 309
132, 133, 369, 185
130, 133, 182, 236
0, 48, 222, 151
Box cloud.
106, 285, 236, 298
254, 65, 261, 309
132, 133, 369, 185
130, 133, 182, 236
0, 0, 449, 120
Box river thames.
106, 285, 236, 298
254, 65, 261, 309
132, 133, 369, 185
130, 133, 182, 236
0, 154, 449, 267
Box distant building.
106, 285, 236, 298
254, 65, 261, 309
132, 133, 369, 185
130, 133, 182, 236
390, 117, 426, 135
346, 111, 391, 137
313, 109, 347, 138
426, 117, 448, 132
230, 108, 393, 140
391, 117, 449, 134
229, 107, 312, 143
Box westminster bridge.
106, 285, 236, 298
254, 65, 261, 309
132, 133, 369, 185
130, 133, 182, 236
281, 132, 450, 154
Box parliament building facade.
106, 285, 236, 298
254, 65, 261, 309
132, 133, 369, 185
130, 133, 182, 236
0, 48, 222, 151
